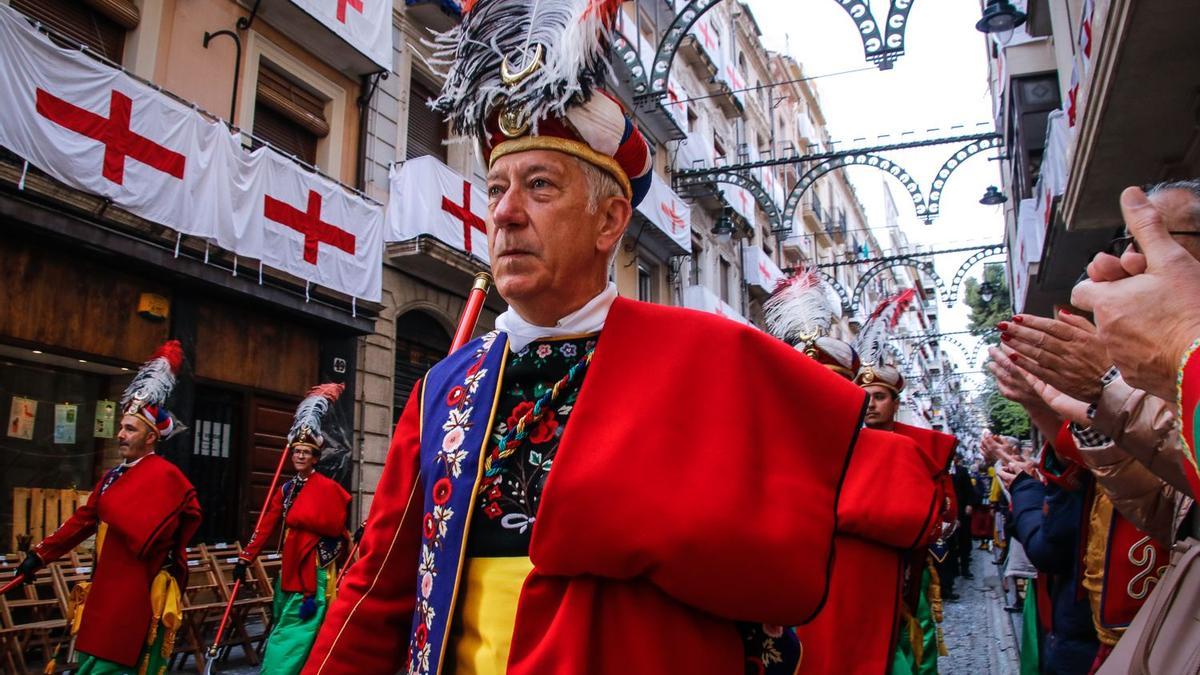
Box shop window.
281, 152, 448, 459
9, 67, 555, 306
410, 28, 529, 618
11, 0, 135, 65
394, 311, 451, 423
408, 77, 449, 162
253, 64, 330, 166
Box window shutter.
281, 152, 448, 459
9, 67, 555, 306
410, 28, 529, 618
252, 103, 319, 165
11, 0, 128, 64
407, 78, 448, 162
256, 66, 330, 138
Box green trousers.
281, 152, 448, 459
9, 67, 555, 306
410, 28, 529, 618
76, 626, 168, 675
261, 564, 330, 675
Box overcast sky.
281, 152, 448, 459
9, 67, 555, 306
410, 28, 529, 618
745, 0, 1003, 376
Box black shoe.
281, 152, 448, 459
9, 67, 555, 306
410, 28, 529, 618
944, 592, 961, 601
1003, 604, 1022, 613
963, 572, 975, 580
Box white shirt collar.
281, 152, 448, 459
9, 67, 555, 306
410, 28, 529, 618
495, 283, 617, 353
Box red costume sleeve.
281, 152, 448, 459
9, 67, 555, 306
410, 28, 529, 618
240, 483, 285, 562
286, 473, 351, 538
838, 430, 939, 550
34, 479, 103, 563
1181, 343, 1200, 497
941, 474, 958, 521
302, 382, 424, 675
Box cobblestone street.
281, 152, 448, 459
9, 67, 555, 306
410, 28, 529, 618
939, 547, 1023, 675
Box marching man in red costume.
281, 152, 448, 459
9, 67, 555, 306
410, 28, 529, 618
235, 383, 352, 674
16, 341, 201, 675
856, 363, 958, 675
766, 278, 940, 675
303, 2, 869, 674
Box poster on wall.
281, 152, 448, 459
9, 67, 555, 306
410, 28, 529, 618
8, 396, 36, 440
54, 403, 77, 444
94, 400, 116, 439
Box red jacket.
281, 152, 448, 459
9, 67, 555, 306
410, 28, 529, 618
303, 297, 867, 675
242, 471, 350, 595
34, 454, 200, 667
794, 429, 939, 674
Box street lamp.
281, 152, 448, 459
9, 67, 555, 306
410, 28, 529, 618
711, 208, 735, 244
979, 282, 995, 303
979, 186, 1008, 206
975, 0, 1026, 35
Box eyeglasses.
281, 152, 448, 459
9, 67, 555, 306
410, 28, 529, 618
291, 447, 315, 457
1107, 231, 1200, 255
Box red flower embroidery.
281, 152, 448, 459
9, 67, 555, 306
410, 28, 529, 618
415, 623, 428, 648
484, 502, 503, 519
423, 513, 436, 539
466, 358, 483, 376
446, 386, 466, 406
432, 478, 453, 505
507, 400, 535, 428
528, 410, 559, 444
487, 485, 502, 500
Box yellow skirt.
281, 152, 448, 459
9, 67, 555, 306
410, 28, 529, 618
451, 557, 534, 675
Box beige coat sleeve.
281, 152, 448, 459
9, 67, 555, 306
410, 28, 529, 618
1076, 441, 1190, 545
1089, 375, 1194, 496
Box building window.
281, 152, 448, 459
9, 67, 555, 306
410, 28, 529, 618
394, 311, 451, 424
408, 77, 448, 162
714, 133, 728, 161
687, 106, 698, 134
689, 238, 704, 286
637, 261, 658, 303
253, 64, 330, 166
11, 0, 134, 64
719, 257, 732, 304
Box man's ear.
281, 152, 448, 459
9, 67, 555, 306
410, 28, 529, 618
596, 196, 632, 254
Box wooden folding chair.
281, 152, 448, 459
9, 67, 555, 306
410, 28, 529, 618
0, 562, 69, 674
172, 546, 228, 673
200, 542, 277, 668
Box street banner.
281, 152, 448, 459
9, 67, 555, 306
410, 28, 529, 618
0, 5, 383, 301
290, 0, 393, 69
387, 156, 490, 264
636, 172, 693, 255
742, 245, 783, 292
682, 285, 749, 326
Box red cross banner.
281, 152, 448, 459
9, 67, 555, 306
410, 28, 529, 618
289, 0, 392, 69
0, 6, 383, 301
386, 156, 490, 264
635, 172, 692, 255
742, 244, 783, 293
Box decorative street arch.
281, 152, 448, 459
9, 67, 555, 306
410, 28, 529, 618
819, 270, 854, 315
675, 169, 782, 229
850, 258, 945, 313
783, 153, 930, 225
626, 0, 917, 98
947, 245, 1006, 304
924, 136, 1003, 219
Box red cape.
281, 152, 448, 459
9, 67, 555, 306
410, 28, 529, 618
304, 298, 867, 675
35, 455, 200, 667
795, 429, 938, 674
243, 471, 350, 595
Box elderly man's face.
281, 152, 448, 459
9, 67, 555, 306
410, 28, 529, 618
486, 150, 627, 322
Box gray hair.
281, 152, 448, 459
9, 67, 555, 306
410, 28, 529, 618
577, 158, 626, 214
1146, 179, 1200, 226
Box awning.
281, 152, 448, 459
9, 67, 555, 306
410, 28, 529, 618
682, 284, 748, 325
634, 172, 692, 257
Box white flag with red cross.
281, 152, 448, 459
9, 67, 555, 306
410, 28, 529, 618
386, 156, 490, 264
0, 5, 383, 301
289, 0, 392, 69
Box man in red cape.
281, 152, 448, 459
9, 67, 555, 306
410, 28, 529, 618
762, 279, 940, 675
303, 3, 867, 671
16, 341, 201, 671
856, 364, 958, 675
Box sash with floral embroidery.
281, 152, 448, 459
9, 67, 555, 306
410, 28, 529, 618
405, 331, 506, 675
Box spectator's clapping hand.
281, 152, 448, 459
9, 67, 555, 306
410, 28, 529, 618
987, 346, 1053, 414
1020, 373, 1091, 427
998, 312, 1110, 403
1073, 187, 1200, 399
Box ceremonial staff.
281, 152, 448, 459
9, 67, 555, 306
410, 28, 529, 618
202, 272, 492, 671
333, 272, 493, 588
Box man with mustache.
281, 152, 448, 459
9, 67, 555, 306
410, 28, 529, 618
15, 341, 201, 674
302, 2, 869, 674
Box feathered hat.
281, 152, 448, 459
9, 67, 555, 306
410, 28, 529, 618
764, 270, 860, 379
288, 383, 345, 452
120, 340, 184, 439
852, 289, 917, 394
429, 0, 653, 205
